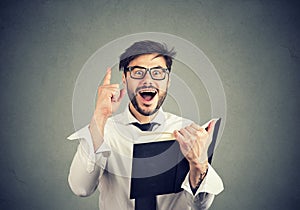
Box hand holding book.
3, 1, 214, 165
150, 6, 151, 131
130, 118, 221, 198
173, 119, 216, 164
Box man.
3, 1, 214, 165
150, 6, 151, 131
67, 40, 223, 210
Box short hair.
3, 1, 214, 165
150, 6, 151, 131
119, 40, 176, 73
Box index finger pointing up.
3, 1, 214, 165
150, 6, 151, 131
102, 68, 112, 85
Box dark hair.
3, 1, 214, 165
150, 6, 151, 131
119, 40, 176, 73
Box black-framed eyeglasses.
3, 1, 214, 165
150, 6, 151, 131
125, 66, 170, 80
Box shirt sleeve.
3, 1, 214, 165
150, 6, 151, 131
181, 164, 224, 208
67, 125, 111, 197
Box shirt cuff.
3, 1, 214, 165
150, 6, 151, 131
181, 164, 224, 197
67, 125, 111, 173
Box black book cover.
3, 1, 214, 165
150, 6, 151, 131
130, 118, 221, 199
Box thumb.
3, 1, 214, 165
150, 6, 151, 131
117, 88, 126, 102
207, 120, 216, 134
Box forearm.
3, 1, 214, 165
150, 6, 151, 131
68, 144, 102, 197
180, 163, 224, 209
189, 160, 208, 192
89, 115, 107, 152
185, 162, 218, 210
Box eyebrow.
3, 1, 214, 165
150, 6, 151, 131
130, 65, 165, 69
152, 54, 164, 60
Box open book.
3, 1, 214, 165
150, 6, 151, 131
130, 118, 221, 199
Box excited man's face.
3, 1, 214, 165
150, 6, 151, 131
123, 53, 170, 116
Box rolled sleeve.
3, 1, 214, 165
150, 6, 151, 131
181, 164, 224, 197
67, 125, 111, 173
67, 125, 112, 197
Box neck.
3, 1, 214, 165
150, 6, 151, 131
129, 103, 158, 124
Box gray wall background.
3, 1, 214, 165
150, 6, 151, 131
0, 0, 299, 209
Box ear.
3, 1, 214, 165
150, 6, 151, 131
167, 77, 171, 88
122, 73, 126, 85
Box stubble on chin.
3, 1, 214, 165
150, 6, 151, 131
130, 91, 167, 116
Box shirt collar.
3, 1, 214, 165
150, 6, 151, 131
121, 104, 166, 125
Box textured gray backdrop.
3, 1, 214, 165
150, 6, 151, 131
0, 0, 299, 209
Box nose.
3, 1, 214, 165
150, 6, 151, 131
142, 70, 153, 85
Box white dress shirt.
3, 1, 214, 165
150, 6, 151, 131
67, 107, 224, 210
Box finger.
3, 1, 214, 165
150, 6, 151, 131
179, 128, 193, 140
117, 88, 127, 102
190, 122, 211, 134
190, 123, 201, 131
178, 128, 197, 150
207, 120, 216, 134
111, 89, 120, 102
99, 86, 119, 94
97, 85, 119, 98
198, 127, 208, 139
102, 68, 112, 85
173, 130, 180, 139
101, 84, 119, 88
98, 87, 120, 102
173, 130, 186, 143
190, 123, 207, 137
186, 125, 198, 134
173, 130, 189, 150
186, 126, 200, 140
111, 86, 126, 102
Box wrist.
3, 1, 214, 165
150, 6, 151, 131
190, 168, 208, 193
189, 159, 208, 173
93, 110, 109, 123
189, 160, 208, 193
89, 115, 107, 152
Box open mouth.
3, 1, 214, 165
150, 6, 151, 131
138, 89, 157, 102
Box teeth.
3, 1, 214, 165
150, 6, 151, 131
139, 89, 157, 93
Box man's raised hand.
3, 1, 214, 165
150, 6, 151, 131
89, 68, 126, 152
94, 68, 126, 119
